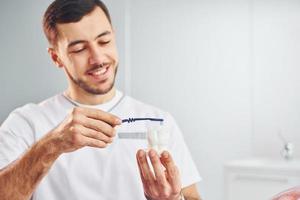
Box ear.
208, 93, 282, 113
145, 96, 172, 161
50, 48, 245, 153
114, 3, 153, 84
48, 47, 64, 68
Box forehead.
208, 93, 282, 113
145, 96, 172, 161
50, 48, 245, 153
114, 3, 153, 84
56, 6, 112, 45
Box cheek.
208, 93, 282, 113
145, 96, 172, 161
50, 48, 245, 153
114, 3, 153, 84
62, 55, 87, 78
108, 46, 119, 63
107, 40, 118, 59
70, 54, 89, 70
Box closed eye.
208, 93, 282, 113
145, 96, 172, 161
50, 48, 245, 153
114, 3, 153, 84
70, 48, 86, 54
99, 40, 111, 45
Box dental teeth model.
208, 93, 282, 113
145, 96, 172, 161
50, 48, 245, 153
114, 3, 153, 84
147, 125, 170, 154
120, 118, 168, 154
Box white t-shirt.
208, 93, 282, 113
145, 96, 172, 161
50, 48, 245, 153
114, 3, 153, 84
0, 90, 201, 200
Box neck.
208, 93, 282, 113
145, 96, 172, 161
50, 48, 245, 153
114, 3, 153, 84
65, 87, 116, 105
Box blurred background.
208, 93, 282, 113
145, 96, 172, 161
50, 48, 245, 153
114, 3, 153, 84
1, 0, 300, 199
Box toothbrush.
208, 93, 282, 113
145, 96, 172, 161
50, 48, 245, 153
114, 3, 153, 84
122, 118, 164, 124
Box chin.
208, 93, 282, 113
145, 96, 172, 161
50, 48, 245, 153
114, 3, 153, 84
76, 67, 117, 95
86, 81, 114, 95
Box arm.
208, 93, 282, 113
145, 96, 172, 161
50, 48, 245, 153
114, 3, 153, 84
0, 107, 121, 200
0, 133, 61, 200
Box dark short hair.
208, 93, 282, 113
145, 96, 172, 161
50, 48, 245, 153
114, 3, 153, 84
43, 0, 111, 47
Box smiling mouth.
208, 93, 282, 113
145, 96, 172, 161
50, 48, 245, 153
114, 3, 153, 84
87, 66, 109, 76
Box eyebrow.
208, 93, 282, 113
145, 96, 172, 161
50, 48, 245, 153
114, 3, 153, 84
67, 31, 112, 48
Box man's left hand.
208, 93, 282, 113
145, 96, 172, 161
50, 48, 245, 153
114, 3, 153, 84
136, 149, 182, 200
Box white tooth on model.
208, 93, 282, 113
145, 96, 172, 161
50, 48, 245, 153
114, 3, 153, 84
147, 126, 170, 154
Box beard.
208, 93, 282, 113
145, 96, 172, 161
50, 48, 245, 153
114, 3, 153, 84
65, 64, 118, 95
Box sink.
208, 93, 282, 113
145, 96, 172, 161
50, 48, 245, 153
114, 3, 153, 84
224, 158, 300, 200
225, 158, 300, 177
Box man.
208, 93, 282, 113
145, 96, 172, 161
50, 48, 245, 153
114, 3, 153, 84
0, 0, 201, 199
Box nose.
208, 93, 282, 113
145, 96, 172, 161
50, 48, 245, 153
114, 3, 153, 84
88, 45, 105, 66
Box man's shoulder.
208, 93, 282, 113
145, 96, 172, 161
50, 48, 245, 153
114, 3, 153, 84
1, 93, 67, 132
38, 93, 66, 108
8, 93, 65, 120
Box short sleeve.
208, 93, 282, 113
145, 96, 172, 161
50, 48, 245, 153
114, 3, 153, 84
0, 110, 35, 169
166, 113, 201, 188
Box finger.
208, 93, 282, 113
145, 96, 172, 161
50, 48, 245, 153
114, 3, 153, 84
148, 149, 168, 188
136, 150, 155, 187
76, 107, 121, 126
137, 150, 159, 197
82, 116, 116, 137
84, 136, 108, 148
79, 125, 113, 144
69, 130, 108, 149
160, 151, 181, 191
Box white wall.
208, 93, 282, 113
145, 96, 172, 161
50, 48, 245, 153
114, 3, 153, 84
0, 1, 63, 123
128, 0, 253, 199
252, 0, 300, 159
0, 0, 127, 123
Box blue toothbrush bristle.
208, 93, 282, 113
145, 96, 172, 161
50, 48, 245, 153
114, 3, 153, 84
122, 118, 164, 124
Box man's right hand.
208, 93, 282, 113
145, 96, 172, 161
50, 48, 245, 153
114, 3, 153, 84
50, 107, 121, 153
0, 107, 121, 200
